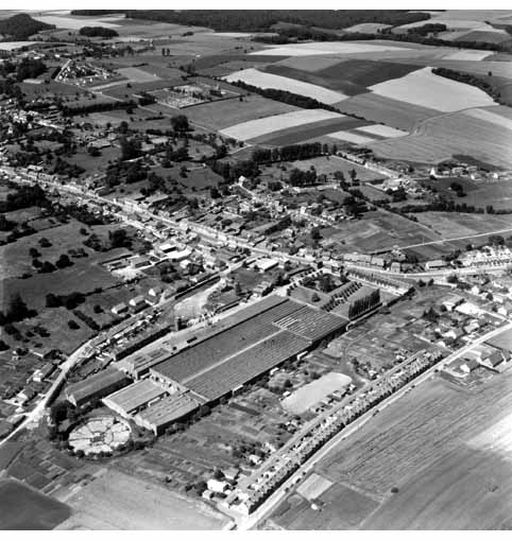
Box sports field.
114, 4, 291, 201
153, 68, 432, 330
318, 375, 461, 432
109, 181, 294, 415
282, 372, 352, 414
224, 68, 346, 104
0, 479, 71, 529
57, 468, 231, 530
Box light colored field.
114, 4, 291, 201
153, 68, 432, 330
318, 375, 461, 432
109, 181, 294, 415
252, 42, 415, 57
370, 108, 512, 168
442, 50, 493, 61
282, 372, 352, 415
327, 130, 376, 145
223, 68, 346, 104
117, 67, 160, 83
463, 106, 512, 131
220, 109, 343, 140
336, 93, 439, 131
32, 11, 122, 29
369, 67, 495, 112
395, 10, 512, 31
344, 23, 392, 34
0, 41, 41, 51
57, 468, 230, 530
296, 473, 333, 501
415, 211, 512, 237
357, 124, 408, 138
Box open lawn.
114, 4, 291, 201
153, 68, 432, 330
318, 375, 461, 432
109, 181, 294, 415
369, 67, 496, 112
57, 468, 230, 530
224, 68, 346, 105
0, 479, 71, 530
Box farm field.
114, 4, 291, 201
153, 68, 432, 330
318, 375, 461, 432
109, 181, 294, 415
414, 211, 512, 239
57, 468, 230, 530
336, 93, 439, 131
369, 67, 496, 112
184, 94, 298, 131
270, 369, 512, 529
262, 60, 420, 96
219, 109, 343, 141
250, 116, 370, 146
321, 210, 442, 254
327, 131, 376, 145
251, 41, 417, 57
223, 68, 346, 104
370, 107, 512, 168
0, 479, 71, 529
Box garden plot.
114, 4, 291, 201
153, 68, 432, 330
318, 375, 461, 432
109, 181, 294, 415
223, 68, 346, 104
219, 109, 343, 141
281, 372, 352, 415
369, 67, 495, 112
251, 41, 415, 57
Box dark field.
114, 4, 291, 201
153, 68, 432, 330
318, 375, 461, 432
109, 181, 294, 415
0, 479, 71, 529
263, 60, 419, 96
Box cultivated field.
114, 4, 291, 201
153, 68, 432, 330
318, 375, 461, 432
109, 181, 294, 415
358, 124, 409, 138
369, 67, 496, 112
415, 211, 512, 238
184, 94, 298, 131
57, 469, 230, 530
0, 479, 71, 529
327, 130, 376, 145
223, 68, 346, 104
219, 109, 343, 141
271, 369, 512, 529
262, 60, 419, 96
117, 67, 160, 83
370, 107, 512, 168
251, 117, 369, 146
336, 93, 439, 131
251, 41, 416, 57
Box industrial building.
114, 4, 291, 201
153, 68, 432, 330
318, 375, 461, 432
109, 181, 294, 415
66, 367, 131, 407
102, 379, 169, 418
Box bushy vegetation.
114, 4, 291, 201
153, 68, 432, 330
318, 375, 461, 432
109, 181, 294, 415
78, 26, 119, 38
0, 13, 55, 40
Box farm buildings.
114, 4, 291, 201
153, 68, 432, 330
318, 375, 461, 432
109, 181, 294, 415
75, 296, 348, 434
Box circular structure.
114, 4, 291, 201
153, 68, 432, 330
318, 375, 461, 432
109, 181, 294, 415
68, 416, 131, 456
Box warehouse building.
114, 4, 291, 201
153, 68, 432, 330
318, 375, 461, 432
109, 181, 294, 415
102, 379, 169, 418
133, 392, 200, 434
66, 367, 130, 407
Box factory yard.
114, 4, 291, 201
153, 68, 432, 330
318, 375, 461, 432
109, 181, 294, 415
57, 469, 230, 530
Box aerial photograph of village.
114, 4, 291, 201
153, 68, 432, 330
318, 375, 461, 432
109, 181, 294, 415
1, 5, 512, 531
